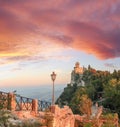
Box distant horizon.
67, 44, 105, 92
0, 84, 66, 102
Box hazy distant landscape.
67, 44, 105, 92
0, 84, 66, 102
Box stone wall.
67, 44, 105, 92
50, 105, 75, 127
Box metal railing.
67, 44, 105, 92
0, 91, 51, 111
38, 100, 51, 111
15, 95, 33, 111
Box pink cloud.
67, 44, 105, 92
0, 0, 120, 61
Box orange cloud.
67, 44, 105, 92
0, 0, 120, 63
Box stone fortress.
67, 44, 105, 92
71, 62, 85, 86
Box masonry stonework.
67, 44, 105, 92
50, 105, 75, 127
32, 99, 38, 114
8, 92, 16, 111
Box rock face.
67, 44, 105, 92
50, 105, 75, 127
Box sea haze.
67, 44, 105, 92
0, 84, 66, 102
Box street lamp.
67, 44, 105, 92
51, 72, 56, 105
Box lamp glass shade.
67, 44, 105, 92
51, 72, 56, 81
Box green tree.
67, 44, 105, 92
70, 87, 86, 114
104, 78, 120, 117
79, 94, 92, 118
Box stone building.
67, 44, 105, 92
74, 62, 83, 74
71, 62, 84, 86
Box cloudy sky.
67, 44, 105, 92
0, 0, 120, 87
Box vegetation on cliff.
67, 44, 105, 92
56, 65, 120, 118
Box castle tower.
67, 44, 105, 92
71, 62, 83, 85
74, 62, 83, 74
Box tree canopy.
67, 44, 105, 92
56, 66, 120, 118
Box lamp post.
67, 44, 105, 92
51, 72, 56, 105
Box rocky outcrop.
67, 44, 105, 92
0, 105, 75, 127
1, 105, 118, 127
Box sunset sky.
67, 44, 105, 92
0, 0, 120, 88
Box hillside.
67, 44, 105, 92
56, 63, 120, 118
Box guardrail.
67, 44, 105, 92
0, 91, 51, 112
